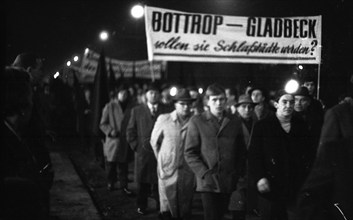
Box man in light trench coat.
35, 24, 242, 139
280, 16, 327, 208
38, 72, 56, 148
99, 85, 135, 194
150, 88, 196, 220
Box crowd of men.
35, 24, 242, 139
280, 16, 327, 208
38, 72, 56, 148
1, 52, 352, 220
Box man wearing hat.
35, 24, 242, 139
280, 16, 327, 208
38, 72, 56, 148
248, 90, 312, 220
229, 95, 259, 220
100, 84, 136, 194
184, 83, 247, 220
150, 88, 196, 220
126, 82, 172, 215
294, 86, 323, 154
12, 52, 45, 84
236, 94, 258, 142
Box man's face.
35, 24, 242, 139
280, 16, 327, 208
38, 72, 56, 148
303, 81, 315, 95
237, 103, 254, 120
118, 90, 129, 102
251, 90, 265, 103
175, 101, 192, 117
294, 95, 310, 112
28, 59, 44, 83
207, 94, 226, 116
189, 90, 199, 99
145, 90, 160, 104
275, 94, 294, 117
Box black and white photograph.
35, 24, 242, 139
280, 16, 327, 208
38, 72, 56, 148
3, 0, 352, 219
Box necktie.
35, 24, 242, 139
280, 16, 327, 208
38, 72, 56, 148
151, 105, 157, 116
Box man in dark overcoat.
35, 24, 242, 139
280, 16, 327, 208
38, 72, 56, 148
126, 82, 172, 215
248, 90, 312, 220
296, 99, 353, 220
184, 83, 247, 220
319, 100, 353, 144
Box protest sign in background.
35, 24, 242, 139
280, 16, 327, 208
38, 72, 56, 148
76, 49, 166, 82
145, 6, 321, 64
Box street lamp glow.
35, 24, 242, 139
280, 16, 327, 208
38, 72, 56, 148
131, 4, 144, 18
298, 65, 303, 70
170, 86, 177, 97
284, 79, 299, 94
99, 31, 109, 41
73, 56, 79, 62
66, 61, 71, 67
198, 88, 204, 94
84, 48, 89, 55
54, 71, 60, 79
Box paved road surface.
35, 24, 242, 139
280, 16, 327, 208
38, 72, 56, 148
49, 137, 260, 220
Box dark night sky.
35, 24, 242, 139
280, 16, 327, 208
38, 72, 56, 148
5, 1, 142, 73
5, 0, 337, 74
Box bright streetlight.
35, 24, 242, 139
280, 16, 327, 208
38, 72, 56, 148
131, 4, 144, 19
54, 71, 60, 79
198, 88, 204, 94
66, 61, 71, 67
99, 31, 109, 41
170, 86, 177, 97
284, 79, 299, 94
73, 56, 79, 62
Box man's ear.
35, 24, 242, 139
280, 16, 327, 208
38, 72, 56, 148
26, 66, 32, 73
273, 101, 279, 109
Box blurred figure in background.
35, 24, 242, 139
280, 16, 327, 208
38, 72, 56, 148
293, 86, 323, 157
160, 83, 174, 110
248, 87, 274, 121
100, 84, 136, 194
225, 87, 238, 114
301, 76, 325, 114
229, 94, 259, 220
188, 85, 204, 116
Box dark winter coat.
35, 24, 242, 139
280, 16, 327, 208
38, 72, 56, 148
297, 137, 353, 220
126, 103, 171, 183
319, 102, 353, 144
184, 111, 246, 193
248, 114, 313, 202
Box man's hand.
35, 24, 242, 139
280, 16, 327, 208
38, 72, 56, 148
110, 130, 119, 137
257, 178, 270, 193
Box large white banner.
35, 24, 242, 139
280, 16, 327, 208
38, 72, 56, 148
145, 6, 322, 64
75, 49, 166, 82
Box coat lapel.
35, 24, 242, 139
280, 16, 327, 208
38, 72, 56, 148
204, 111, 220, 134
142, 104, 153, 126
218, 116, 231, 136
